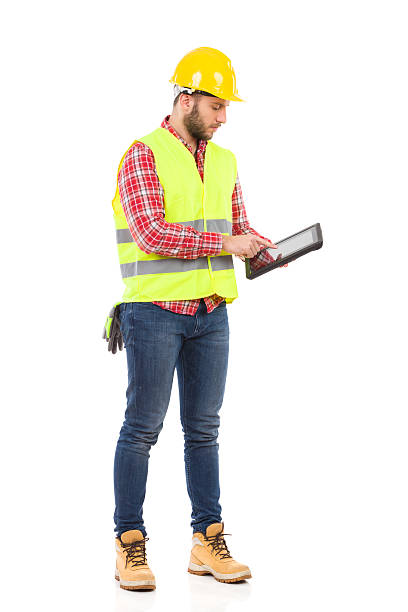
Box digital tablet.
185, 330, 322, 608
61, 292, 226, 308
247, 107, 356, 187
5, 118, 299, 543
245, 223, 323, 280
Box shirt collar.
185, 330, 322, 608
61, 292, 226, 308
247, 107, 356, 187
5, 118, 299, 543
161, 114, 207, 158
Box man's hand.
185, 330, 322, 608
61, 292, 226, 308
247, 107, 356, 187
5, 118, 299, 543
274, 253, 288, 268
223, 234, 277, 258
223, 234, 289, 267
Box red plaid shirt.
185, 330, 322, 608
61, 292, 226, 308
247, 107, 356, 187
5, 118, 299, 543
118, 114, 272, 315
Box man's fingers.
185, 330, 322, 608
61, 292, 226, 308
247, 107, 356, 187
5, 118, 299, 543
254, 237, 277, 248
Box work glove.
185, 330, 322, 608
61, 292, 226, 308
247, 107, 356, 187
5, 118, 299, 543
102, 304, 123, 354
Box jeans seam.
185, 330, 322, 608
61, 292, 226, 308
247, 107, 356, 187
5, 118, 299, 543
180, 347, 196, 510
129, 303, 137, 421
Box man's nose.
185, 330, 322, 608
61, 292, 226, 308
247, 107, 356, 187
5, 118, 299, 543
216, 108, 227, 124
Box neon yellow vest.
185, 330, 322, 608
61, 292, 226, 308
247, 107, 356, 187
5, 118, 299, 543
112, 127, 239, 304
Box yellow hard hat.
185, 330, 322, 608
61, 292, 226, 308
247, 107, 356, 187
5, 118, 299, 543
169, 47, 245, 102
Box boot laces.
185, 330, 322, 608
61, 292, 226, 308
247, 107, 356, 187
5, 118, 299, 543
204, 531, 232, 559
123, 537, 149, 567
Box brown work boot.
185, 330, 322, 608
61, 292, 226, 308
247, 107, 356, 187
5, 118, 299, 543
188, 522, 252, 583
115, 529, 156, 590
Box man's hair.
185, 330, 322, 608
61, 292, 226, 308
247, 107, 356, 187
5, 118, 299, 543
173, 91, 201, 109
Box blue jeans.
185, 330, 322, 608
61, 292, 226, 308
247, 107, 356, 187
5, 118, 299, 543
113, 297, 229, 538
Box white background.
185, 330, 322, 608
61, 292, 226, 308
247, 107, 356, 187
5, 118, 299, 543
1, 1, 407, 611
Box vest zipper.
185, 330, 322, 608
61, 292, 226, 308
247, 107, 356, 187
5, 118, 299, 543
202, 191, 214, 283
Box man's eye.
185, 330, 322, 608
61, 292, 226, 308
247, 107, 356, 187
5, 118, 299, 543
213, 106, 220, 110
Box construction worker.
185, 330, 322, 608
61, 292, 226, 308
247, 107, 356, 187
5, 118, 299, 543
107, 46, 288, 591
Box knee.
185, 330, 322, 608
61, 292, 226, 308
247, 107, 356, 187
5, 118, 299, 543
118, 420, 163, 450
183, 426, 219, 448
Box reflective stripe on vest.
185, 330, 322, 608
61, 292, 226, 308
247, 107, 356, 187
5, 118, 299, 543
116, 219, 233, 245
120, 255, 234, 278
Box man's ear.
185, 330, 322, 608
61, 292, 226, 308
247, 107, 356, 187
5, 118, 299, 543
180, 93, 194, 111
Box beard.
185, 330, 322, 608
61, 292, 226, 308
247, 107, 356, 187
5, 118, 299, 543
182, 98, 213, 141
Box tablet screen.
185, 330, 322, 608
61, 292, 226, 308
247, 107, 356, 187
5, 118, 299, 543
247, 225, 320, 276
273, 227, 316, 258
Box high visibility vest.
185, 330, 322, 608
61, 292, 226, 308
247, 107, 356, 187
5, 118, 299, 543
112, 127, 239, 304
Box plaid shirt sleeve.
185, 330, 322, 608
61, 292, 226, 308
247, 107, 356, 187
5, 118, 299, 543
118, 143, 223, 259
232, 172, 273, 244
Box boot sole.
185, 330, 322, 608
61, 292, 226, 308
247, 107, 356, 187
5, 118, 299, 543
188, 561, 252, 583
115, 568, 156, 590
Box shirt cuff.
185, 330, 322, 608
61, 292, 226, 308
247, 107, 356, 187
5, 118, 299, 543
200, 232, 223, 256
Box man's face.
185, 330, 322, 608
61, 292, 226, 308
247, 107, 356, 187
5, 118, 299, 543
183, 95, 229, 142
